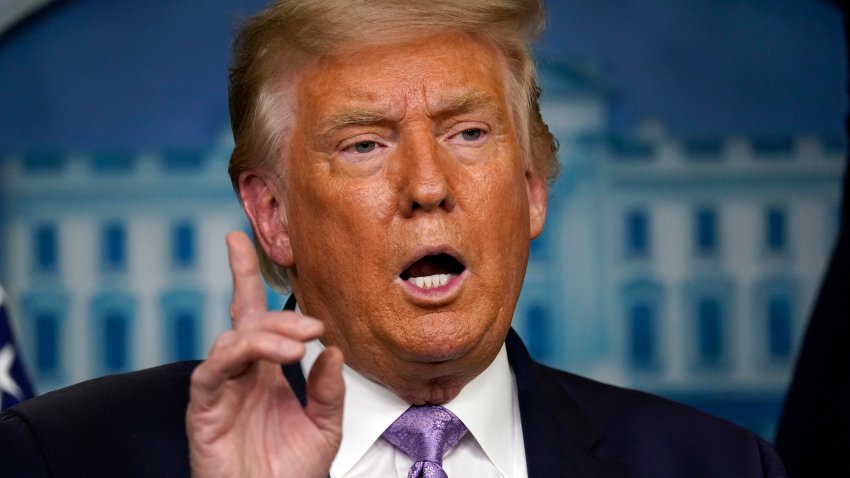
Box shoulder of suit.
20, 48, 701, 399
0, 361, 201, 477
536, 362, 766, 443
539, 363, 743, 427
3, 360, 201, 430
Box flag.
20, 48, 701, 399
0, 285, 36, 410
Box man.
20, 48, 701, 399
1, 1, 786, 477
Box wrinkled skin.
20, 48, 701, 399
188, 232, 345, 478
187, 31, 547, 477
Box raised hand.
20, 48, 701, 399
187, 231, 345, 478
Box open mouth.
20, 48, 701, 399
399, 253, 466, 290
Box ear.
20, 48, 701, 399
525, 168, 548, 240
239, 171, 295, 267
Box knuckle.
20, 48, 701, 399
211, 330, 238, 351
189, 362, 212, 387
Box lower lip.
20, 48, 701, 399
397, 270, 467, 303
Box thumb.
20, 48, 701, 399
305, 346, 345, 441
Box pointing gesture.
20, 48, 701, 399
187, 231, 345, 478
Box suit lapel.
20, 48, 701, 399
281, 295, 309, 405
506, 329, 631, 478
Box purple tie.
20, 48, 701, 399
381, 405, 468, 478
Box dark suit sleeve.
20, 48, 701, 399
0, 409, 51, 477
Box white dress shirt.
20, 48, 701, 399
301, 339, 528, 478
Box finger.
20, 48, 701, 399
238, 311, 325, 340
190, 330, 308, 405
305, 346, 345, 439
226, 231, 267, 323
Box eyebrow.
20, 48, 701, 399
317, 90, 505, 142
430, 91, 505, 123
318, 106, 394, 142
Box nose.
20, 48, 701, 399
393, 131, 453, 217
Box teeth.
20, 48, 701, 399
408, 274, 451, 289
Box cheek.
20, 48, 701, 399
289, 177, 395, 269
470, 166, 529, 227
474, 170, 530, 268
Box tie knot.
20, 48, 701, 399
382, 405, 468, 467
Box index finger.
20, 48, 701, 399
226, 230, 267, 324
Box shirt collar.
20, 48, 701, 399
443, 344, 518, 477
302, 338, 518, 477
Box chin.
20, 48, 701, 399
387, 316, 483, 362
394, 336, 471, 364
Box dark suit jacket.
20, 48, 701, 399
1, 327, 786, 477
774, 5, 850, 477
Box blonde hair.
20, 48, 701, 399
227, 0, 559, 291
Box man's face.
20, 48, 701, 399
273, 32, 546, 403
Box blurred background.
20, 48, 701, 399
0, 0, 845, 440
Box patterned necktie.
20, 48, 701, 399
381, 405, 469, 478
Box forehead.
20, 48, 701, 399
292, 32, 511, 125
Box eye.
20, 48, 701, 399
337, 136, 388, 163
352, 141, 376, 153
460, 128, 483, 141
